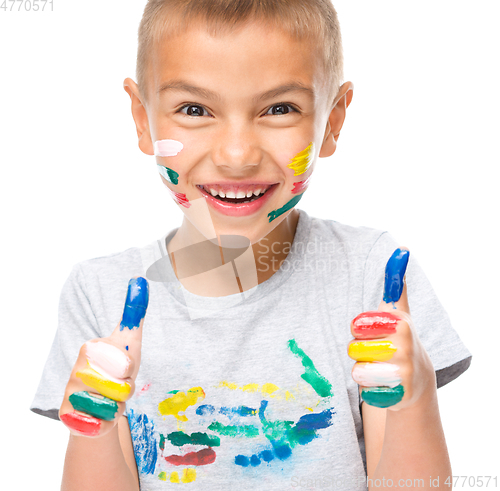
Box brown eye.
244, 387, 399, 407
266, 104, 296, 116
180, 105, 207, 117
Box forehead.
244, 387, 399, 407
148, 21, 326, 103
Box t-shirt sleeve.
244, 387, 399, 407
30, 263, 102, 420
362, 232, 472, 388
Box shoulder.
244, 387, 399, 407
299, 209, 394, 259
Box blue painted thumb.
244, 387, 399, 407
381, 248, 410, 311
119, 277, 149, 331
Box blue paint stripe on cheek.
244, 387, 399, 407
120, 277, 149, 331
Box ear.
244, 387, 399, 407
319, 81, 354, 158
123, 78, 155, 156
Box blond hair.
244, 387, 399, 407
136, 0, 344, 106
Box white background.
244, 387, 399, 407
1, 0, 499, 488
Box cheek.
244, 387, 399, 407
155, 138, 184, 185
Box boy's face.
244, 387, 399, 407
126, 21, 352, 244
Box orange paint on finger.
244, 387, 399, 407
348, 340, 397, 362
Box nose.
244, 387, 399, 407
211, 121, 262, 173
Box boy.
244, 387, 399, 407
31, 0, 471, 489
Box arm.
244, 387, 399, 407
363, 391, 451, 489
61, 416, 139, 491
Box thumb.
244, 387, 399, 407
109, 277, 149, 362
378, 248, 410, 314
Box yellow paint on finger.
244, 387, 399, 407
348, 340, 397, 362
158, 387, 205, 422
288, 142, 314, 176
75, 367, 131, 402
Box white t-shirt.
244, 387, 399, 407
31, 210, 471, 490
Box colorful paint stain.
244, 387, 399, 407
154, 139, 184, 157
68, 391, 118, 421
362, 385, 405, 408
288, 339, 333, 397
352, 311, 400, 338
383, 248, 410, 305
352, 362, 402, 388
157, 164, 180, 185
268, 193, 304, 222
291, 176, 311, 194
120, 277, 149, 331
158, 387, 205, 421
163, 431, 220, 447
167, 188, 191, 208
196, 404, 257, 419
208, 421, 259, 438
128, 409, 158, 475
164, 447, 216, 466
287, 143, 314, 176
60, 411, 101, 437
75, 366, 131, 402
216, 381, 281, 397
348, 340, 397, 362
159, 469, 196, 483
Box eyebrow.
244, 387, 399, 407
157, 80, 314, 102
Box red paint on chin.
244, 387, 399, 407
60, 411, 101, 436
165, 447, 216, 466
352, 311, 400, 338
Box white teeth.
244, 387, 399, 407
219, 191, 226, 198
226, 191, 236, 198
246, 190, 253, 198
210, 188, 217, 196
236, 191, 246, 199
254, 188, 262, 196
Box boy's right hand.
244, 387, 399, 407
59, 277, 149, 438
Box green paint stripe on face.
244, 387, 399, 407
288, 339, 334, 397
157, 165, 179, 185
68, 391, 118, 421
166, 431, 221, 447
207, 421, 259, 438
268, 193, 304, 222
361, 385, 405, 408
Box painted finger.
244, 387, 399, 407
361, 385, 405, 408
351, 311, 401, 339
352, 362, 402, 388
379, 247, 410, 313
348, 339, 397, 362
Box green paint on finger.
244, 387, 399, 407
362, 385, 405, 408
68, 391, 118, 421
288, 339, 334, 397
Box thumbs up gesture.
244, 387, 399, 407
59, 277, 149, 437
348, 249, 435, 410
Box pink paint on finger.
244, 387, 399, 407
352, 362, 402, 388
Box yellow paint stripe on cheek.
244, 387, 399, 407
348, 340, 397, 362
76, 367, 131, 402
287, 142, 314, 176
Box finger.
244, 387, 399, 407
351, 311, 401, 339
348, 339, 397, 362
352, 362, 402, 388
379, 247, 410, 313
68, 391, 119, 421
360, 385, 405, 408
109, 277, 149, 359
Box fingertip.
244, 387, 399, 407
120, 277, 149, 331
382, 248, 410, 305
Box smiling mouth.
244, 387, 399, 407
196, 184, 276, 204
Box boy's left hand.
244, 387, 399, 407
348, 248, 435, 410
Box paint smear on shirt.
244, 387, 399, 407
158, 387, 205, 421
288, 339, 334, 397
128, 409, 158, 475
164, 447, 216, 466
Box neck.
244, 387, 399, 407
167, 209, 300, 297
